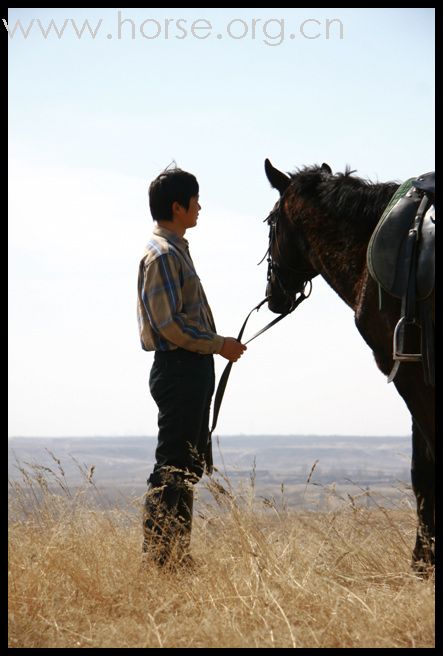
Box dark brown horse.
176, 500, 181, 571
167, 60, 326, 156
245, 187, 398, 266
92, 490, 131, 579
263, 158, 434, 573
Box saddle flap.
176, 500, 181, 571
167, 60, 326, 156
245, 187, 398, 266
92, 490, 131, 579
367, 179, 417, 296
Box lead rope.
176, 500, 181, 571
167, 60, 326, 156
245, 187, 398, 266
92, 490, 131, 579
205, 291, 308, 474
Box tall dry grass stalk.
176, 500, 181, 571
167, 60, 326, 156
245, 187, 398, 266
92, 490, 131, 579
8, 456, 434, 648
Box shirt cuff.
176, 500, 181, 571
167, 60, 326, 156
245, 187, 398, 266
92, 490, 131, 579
212, 335, 225, 354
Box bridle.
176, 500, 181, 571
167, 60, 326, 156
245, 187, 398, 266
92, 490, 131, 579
261, 201, 313, 308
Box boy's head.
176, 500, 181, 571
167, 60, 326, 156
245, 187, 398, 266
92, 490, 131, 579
149, 167, 199, 222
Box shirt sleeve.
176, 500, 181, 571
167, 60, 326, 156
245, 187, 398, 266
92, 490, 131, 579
141, 253, 225, 354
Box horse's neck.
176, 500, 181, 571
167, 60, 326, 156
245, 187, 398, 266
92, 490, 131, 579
306, 183, 396, 310
309, 233, 366, 310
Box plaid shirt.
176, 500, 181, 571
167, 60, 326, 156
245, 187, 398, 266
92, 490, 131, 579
137, 225, 225, 354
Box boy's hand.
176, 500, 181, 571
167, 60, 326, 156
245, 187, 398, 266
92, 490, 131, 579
219, 337, 247, 362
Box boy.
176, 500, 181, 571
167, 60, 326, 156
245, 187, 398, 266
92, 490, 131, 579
137, 166, 246, 567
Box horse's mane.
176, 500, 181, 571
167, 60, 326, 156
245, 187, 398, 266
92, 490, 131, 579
287, 165, 399, 228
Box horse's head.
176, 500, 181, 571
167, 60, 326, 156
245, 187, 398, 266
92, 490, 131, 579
263, 158, 325, 313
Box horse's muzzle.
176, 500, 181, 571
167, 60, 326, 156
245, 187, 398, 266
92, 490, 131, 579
266, 280, 294, 314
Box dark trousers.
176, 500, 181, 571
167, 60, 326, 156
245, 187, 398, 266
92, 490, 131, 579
143, 348, 215, 563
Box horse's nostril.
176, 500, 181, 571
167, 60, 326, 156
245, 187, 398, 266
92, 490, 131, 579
267, 293, 292, 315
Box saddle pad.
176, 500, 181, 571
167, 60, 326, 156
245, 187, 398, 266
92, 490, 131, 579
367, 177, 434, 300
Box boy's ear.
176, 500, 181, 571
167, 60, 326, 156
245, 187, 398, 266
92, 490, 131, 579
171, 200, 182, 215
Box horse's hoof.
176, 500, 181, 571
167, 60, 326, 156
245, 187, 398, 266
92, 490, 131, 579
411, 558, 435, 579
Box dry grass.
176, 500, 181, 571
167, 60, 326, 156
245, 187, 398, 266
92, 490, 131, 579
8, 457, 434, 648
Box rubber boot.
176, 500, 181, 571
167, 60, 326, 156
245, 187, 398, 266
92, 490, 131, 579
142, 472, 194, 568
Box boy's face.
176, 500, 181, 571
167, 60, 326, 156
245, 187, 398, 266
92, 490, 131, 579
173, 195, 201, 231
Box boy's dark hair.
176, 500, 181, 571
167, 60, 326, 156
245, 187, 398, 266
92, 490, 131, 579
149, 167, 199, 221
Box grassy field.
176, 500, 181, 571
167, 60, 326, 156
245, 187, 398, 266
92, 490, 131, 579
8, 459, 434, 648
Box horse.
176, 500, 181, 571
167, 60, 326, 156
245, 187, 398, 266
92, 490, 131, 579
262, 158, 434, 574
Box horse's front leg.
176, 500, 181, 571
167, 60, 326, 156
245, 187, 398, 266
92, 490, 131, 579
411, 419, 435, 575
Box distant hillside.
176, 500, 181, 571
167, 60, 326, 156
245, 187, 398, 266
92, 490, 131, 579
9, 435, 412, 509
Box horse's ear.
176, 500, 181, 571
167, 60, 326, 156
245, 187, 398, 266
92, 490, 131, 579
321, 163, 332, 175
264, 158, 291, 195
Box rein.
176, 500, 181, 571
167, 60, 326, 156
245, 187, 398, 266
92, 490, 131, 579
206, 290, 308, 474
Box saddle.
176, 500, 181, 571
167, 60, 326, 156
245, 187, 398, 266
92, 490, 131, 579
367, 172, 435, 386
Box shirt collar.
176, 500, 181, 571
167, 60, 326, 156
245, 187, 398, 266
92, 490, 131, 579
152, 224, 189, 249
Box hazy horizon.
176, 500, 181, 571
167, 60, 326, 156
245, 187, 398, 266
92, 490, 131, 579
8, 432, 410, 440
9, 434, 412, 495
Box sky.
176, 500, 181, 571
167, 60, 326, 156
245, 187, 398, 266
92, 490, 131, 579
8, 8, 434, 438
